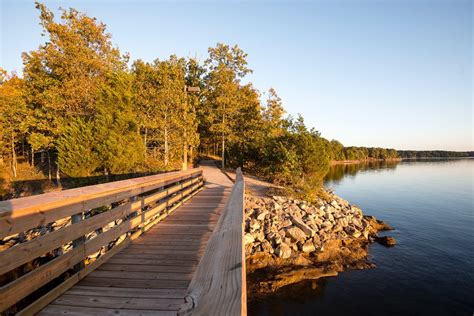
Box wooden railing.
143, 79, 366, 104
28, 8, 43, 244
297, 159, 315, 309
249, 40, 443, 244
179, 168, 246, 316
0, 168, 204, 315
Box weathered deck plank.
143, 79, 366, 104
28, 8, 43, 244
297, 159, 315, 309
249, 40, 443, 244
39, 305, 177, 316
38, 163, 234, 315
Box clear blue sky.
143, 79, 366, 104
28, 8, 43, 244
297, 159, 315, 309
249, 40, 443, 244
1, 0, 472, 151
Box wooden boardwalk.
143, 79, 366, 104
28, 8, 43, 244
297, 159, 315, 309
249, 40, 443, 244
38, 163, 234, 315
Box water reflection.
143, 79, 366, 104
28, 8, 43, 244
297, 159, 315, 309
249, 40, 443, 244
249, 278, 329, 316
324, 160, 400, 183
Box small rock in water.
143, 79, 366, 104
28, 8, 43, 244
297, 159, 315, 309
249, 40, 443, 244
376, 236, 396, 247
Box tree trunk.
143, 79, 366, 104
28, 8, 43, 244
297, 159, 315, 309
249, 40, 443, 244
182, 130, 188, 171
11, 134, 17, 178
47, 150, 52, 181
31, 149, 34, 167
221, 133, 225, 169
164, 127, 169, 167
144, 127, 148, 162
221, 112, 225, 169
56, 162, 61, 187
22, 139, 26, 164
189, 146, 194, 168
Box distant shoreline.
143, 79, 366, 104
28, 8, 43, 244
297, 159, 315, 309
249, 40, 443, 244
330, 157, 473, 165
400, 157, 473, 160
331, 158, 402, 165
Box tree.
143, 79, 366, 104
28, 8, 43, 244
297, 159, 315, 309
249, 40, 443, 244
57, 118, 100, 177
57, 69, 143, 177
154, 56, 187, 169
0, 70, 28, 178
184, 58, 205, 167
94, 69, 144, 174
261, 115, 330, 202
263, 88, 285, 136
204, 43, 252, 168
330, 140, 345, 161
227, 83, 265, 168
22, 2, 128, 180
132, 59, 162, 159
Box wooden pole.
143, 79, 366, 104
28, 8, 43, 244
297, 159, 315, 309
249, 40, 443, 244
183, 132, 188, 171
71, 212, 85, 273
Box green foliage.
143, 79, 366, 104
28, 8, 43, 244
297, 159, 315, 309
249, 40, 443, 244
0, 71, 28, 177
133, 55, 197, 168
336, 146, 399, 161
94, 69, 144, 174
28, 133, 53, 152
57, 70, 144, 177
259, 116, 329, 202
22, 2, 127, 141
263, 88, 285, 137
94, 107, 144, 174
329, 140, 345, 160
57, 118, 100, 177
226, 84, 264, 168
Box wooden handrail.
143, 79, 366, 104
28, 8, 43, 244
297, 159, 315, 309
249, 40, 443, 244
0, 168, 204, 314
179, 167, 246, 316
0, 168, 201, 239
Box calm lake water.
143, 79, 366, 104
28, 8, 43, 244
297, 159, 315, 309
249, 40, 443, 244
249, 159, 474, 316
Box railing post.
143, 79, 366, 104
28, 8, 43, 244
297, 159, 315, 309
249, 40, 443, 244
71, 212, 85, 272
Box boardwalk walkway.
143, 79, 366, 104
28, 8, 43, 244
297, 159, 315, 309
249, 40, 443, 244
38, 162, 234, 316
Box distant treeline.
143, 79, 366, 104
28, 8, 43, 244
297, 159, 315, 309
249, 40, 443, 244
397, 151, 474, 159
324, 142, 399, 161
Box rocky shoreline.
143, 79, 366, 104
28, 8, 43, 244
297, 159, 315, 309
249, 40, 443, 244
244, 190, 395, 296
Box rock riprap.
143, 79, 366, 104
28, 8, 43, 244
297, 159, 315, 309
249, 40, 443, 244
245, 190, 394, 295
